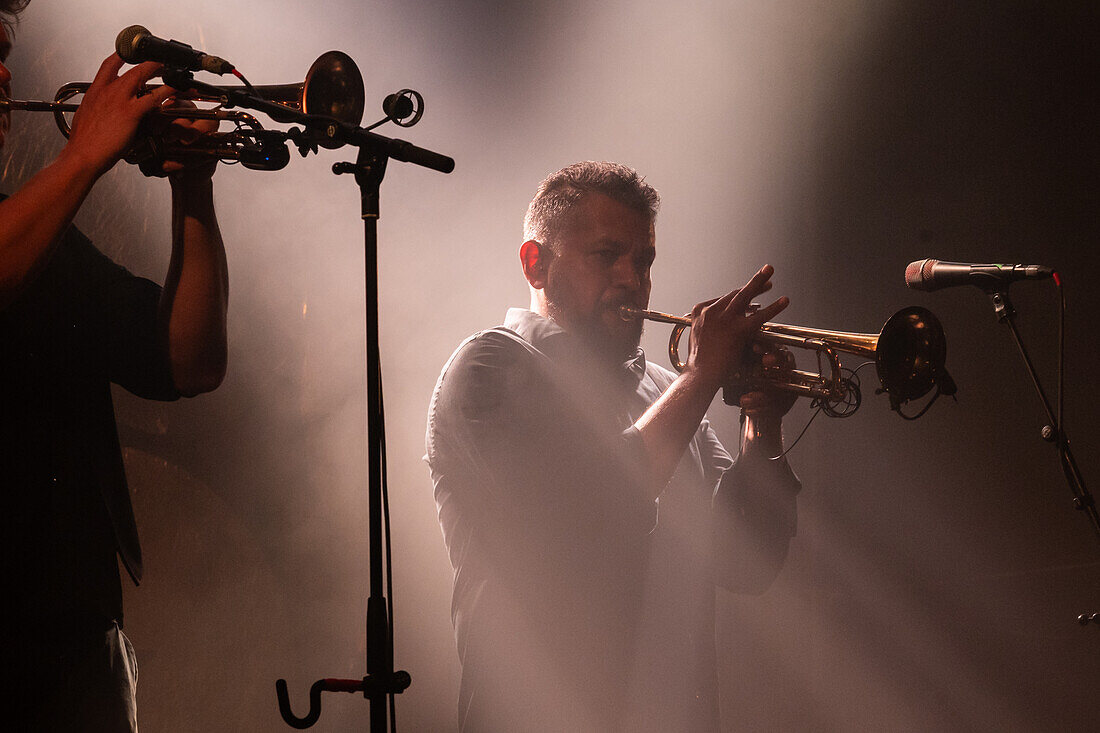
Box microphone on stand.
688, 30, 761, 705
905, 258, 1054, 292
115, 25, 234, 75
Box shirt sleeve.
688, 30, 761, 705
68, 231, 180, 401
697, 417, 735, 487
710, 431, 801, 593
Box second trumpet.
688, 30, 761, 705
0, 51, 365, 172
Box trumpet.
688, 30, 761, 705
619, 304, 950, 416
0, 51, 365, 172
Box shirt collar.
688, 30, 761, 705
502, 308, 647, 385
503, 307, 567, 349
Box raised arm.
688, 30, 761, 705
0, 55, 172, 309
157, 148, 227, 396
710, 402, 801, 593
632, 265, 801, 590
633, 264, 789, 497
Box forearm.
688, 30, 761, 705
160, 175, 228, 395
0, 150, 100, 308
712, 418, 800, 593
740, 412, 784, 458
633, 368, 721, 499
2, 55, 182, 308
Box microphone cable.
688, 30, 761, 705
749, 360, 877, 462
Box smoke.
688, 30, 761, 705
4, 0, 1096, 730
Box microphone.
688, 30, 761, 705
905, 258, 1054, 292
115, 25, 234, 75
382, 93, 414, 121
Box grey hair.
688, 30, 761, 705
523, 161, 660, 246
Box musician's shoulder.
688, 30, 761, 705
456, 325, 532, 359
437, 326, 532, 386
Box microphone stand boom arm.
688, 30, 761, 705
159, 68, 455, 175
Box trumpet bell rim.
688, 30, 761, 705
302, 50, 365, 137
875, 306, 948, 406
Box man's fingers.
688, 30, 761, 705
691, 297, 720, 318
145, 84, 177, 108
738, 391, 773, 411
133, 84, 178, 116
708, 265, 778, 314
710, 264, 773, 314
91, 54, 125, 87
160, 96, 198, 112
120, 61, 165, 94
164, 116, 213, 144
749, 296, 789, 328
729, 265, 775, 310
711, 287, 742, 310
759, 347, 795, 369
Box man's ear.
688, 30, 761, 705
520, 240, 550, 289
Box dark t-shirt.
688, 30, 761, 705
1, 221, 178, 629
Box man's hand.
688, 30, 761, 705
685, 264, 790, 390
152, 99, 219, 181
738, 344, 798, 421
63, 54, 175, 177
633, 265, 791, 494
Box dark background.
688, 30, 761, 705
3, 1, 1097, 730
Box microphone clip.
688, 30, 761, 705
987, 288, 1015, 323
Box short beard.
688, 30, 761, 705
547, 300, 644, 365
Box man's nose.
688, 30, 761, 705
611, 256, 641, 290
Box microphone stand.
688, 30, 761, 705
985, 288, 1098, 538
159, 67, 457, 728
985, 286, 1099, 626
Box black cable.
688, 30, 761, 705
764, 405, 824, 461
896, 387, 944, 421
231, 68, 256, 94
1056, 273, 1064, 443
378, 361, 397, 733
753, 360, 876, 461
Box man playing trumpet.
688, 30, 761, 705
0, 2, 228, 730
426, 161, 801, 731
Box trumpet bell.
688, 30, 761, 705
875, 306, 948, 408
302, 51, 364, 146
246, 50, 364, 149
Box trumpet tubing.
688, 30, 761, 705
619, 303, 949, 411
0, 50, 365, 171
0, 99, 79, 113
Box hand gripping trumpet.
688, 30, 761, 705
619, 304, 954, 417
0, 51, 367, 174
